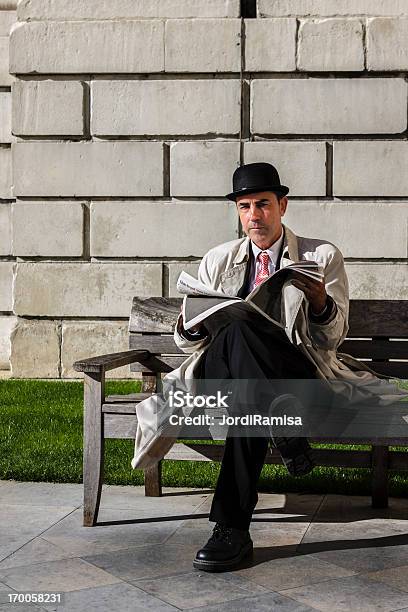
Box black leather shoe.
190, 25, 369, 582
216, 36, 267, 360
193, 523, 253, 572
268, 394, 316, 477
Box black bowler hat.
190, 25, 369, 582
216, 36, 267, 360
226, 162, 289, 201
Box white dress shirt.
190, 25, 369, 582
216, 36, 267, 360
248, 229, 284, 293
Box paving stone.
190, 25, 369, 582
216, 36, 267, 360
100, 485, 209, 513
42, 581, 179, 611
42, 508, 185, 557
282, 573, 408, 611
0, 558, 120, 593
235, 553, 355, 591
0, 481, 87, 507
83, 542, 200, 581
0, 504, 76, 563
0, 537, 77, 571
185, 592, 316, 611
365, 564, 408, 593
134, 571, 257, 609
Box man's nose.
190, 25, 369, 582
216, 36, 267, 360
249, 205, 261, 221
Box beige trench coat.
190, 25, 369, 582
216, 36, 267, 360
131, 225, 406, 469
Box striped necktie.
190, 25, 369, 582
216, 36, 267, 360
254, 251, 270, 287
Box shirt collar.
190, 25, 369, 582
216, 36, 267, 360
251, 228, 284, 266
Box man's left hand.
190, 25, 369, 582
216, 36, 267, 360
290, 272, 328, 314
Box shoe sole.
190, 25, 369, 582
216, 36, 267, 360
192, 540, 253, 573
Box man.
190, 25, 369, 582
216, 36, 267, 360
131, 162, 404, 572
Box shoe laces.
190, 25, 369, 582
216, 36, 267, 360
209, 524, 234, 544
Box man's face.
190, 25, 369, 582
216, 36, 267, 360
236, 191, 288, 250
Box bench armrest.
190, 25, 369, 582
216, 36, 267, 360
73, 350, 151, 374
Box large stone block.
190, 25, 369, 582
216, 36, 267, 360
14, 263, 162, 317
346, 263, 408, 300
251, 79, 407, 134
0, 262, 13, 311
258, 0, 408, 17
0, 315, 16, 369
0, 92, 11, 143
91, 80, 241, 136
12, 141, 163, 197
244, 18, 296, 71
168, 261, 200, 297
0, 10, 14, 35
0, 203, 11, 255
284, 201, 408, 258
298, 19, 364, 71
12, 80, 84, 136
165, 19, 241, 72
244, 141, 326, 196
62, 321, 139, 379
333, 141, 408, 196
367, 18, 408, 70
12, 201, 83, 256
0, 147, 12, 198
170, 141, 240, 196
18, 0, 240, 20
10, 319, 59, 378
0, 37, 13, 87
90, 200, 238, 257
10, 20, 164, 74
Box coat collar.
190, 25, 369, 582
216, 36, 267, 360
232, 223, 299, 266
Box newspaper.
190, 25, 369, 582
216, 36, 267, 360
176, 262, 324, 333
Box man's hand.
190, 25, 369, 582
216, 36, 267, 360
178, 307, 205, 335
290, 272, 328, 314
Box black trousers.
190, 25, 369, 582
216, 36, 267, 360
195, 317, 317, 530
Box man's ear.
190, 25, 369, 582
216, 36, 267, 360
279, 196, 288, 216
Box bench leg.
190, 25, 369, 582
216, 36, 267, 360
371, 445, 389, 509
144, 461, 162, 496
83, 371, 105, 526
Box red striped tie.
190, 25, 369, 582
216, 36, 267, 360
254, 251, 270, 287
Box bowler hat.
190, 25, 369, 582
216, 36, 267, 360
226, 162, 289, 201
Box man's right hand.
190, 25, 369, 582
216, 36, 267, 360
178, 312, 204, 335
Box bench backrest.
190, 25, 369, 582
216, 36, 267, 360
129, 298, 408, 388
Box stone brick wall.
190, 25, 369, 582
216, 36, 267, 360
0, 0, 407, 378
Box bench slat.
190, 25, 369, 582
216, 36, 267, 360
130, 355, 187, 373
130, 297, 180, 333
348, 300, 408, 337
339, 339, 408, 360
129, 334, 182, 354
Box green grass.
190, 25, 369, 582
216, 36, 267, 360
1, 379, 408, 497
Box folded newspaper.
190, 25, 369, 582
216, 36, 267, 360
177, 262, 324, 333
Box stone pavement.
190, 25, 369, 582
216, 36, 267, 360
1, 481, 408, 611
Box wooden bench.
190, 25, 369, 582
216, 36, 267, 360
74, 298, 408, 526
